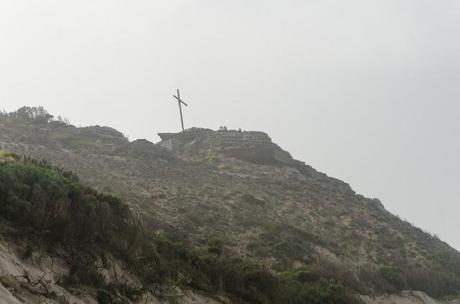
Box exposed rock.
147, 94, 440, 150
115, 139, 175, 161
158, 128, 306, 168
0, 240, 228, 304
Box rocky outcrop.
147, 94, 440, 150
114, 139, 175, 161
158, 128, 306, 167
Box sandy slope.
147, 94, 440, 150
0, 240, 226, 304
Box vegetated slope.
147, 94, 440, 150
0, 153, 361, 304
1, 107, 459, 299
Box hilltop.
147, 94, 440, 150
1, 107, 460, 302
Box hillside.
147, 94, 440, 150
0, 151, 363, 303
1, 107, 460, 300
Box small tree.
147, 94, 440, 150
12, 106, 53, 122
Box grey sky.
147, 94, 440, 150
1, 1, 459, 249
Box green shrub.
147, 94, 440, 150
0, 150, 19, 160
378, 267, 406, 290
207, 239, 223, 256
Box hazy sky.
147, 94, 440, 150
1, 1, 459, 249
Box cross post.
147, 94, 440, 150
172, 89, 188, 132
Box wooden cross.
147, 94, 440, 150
172, 89, 188, 132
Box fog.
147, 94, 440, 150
1, 1, 459, 249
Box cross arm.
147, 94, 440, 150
173, 95, 188, 106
